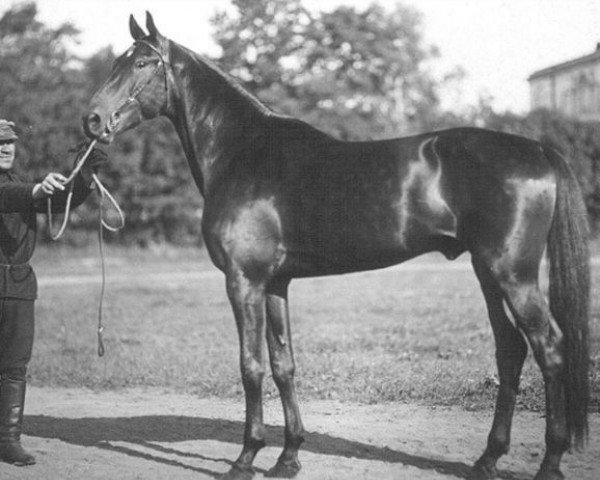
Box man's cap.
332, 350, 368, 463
0, 119, 18, 141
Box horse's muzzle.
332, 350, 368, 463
83, 111, 119, 144
83, 111, 104, 140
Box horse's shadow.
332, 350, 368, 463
24, 414, 527, 479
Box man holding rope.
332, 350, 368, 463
0, 118, 106, 466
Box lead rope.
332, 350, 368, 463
47, 141, 125, 357
47, 140, 98, 240
92, 171, 125, 357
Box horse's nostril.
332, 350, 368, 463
87, 112, 101, 130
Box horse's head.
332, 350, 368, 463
83, 12, 171, 143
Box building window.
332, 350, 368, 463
574, 72, 598, 115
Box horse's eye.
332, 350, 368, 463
135, 60, 147, 69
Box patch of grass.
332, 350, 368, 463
28, 245, 600, 412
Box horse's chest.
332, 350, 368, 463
203, 198, 286, 277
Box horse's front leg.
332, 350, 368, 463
264, 278, 305, 478
222, 271, 268, 480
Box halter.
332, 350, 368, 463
104, 39, 170, 135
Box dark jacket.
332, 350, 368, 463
0, 170, 92, 299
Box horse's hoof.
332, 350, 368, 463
220, 463, 255, 480
264, 459, 302, 478
533, 467, 565, 480
467, 460, 497, 480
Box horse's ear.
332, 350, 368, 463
129, 14, 146, 40
145, 11, 164, 41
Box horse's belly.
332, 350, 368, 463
278, 195, 458, 277
278, 220, 438, 278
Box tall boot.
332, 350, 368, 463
0, 377, 35, 466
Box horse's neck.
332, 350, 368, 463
167, 46, 269, 197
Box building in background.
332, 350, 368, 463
528, 44, 600, 121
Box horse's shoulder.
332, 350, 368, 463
204, 195, 286, 279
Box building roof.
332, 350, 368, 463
528, 44, 600, 81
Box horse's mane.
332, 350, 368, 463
168, 39, 335, 140
174, 42, 278, 118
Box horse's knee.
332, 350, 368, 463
271, 356, 295, 387
241, 357, 265, 388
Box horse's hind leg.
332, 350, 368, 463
264, 278, 305, 478
475, 256, 569, 480
469, 257, 528, 480
500, 279, 569, 480
222, 271, 268, 480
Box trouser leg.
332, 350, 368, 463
0, 299, 34, 380
0, 299, 36, 466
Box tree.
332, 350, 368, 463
0, 2, 86, 178
211, 0, 444, 139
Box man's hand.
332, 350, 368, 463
32, 173, 67, 200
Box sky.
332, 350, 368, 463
3, 0, 600, 114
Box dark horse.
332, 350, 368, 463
83, 13, 590, 480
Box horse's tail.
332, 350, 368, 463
544, 145, 590, 450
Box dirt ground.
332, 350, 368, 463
0, 387, 596, 480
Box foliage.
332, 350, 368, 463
0, 1, 85, 177
211, 0, 444, 139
